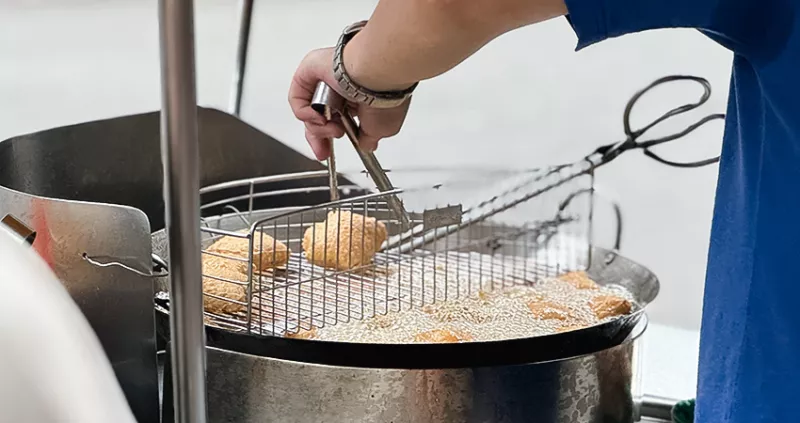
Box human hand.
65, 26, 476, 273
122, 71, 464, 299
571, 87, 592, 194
288, 47, 411, 161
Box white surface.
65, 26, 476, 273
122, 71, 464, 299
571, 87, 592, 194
642, 323, 700, 399
0, 231, 137, 422
0, 0, 723, 399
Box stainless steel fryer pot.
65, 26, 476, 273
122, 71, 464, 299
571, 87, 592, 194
166, 325, 645, 423
158, 243, 654, 423
155, 203, 658, 423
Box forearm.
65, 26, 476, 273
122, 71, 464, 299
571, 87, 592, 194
344, 0, 567, 91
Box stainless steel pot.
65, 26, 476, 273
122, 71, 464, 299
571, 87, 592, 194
155, 213, 658, 423
160, 278, 649, 423
169, 323, 645, 423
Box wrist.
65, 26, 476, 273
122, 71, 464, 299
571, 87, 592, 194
343, 33, 417, 93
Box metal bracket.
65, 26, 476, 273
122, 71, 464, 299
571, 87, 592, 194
0, 214, 36, 246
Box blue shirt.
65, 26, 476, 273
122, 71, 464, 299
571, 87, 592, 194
563, 0, 800, 422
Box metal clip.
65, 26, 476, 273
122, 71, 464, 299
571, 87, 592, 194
1, 214, 36, 246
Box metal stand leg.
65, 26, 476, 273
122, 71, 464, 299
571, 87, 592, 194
158, 0, 208, 422
230, 0, 255, 116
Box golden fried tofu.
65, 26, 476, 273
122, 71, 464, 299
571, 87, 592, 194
526, 300, 573, 321
413, 328, 473, 343
201, 255, 248, 315
589, 295, 632, 319
558, 271, 599, 290
207, 231, 290, 272
286, 328, 317, 340
302, 210, 388, 271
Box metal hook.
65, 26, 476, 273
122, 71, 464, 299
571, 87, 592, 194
556, 187, 624, 255
82, 253, 170, 278
224, 204, 252, 227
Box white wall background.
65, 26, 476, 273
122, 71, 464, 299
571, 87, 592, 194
0, 0, 733, 330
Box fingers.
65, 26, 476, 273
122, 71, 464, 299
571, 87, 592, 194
305, 126, 331, 161
306, 121, 345, 140
288, 48, 335, 127
305, 121, 344, 160
288, 47, 412, 158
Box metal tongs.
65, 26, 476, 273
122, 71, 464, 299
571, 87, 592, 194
311, 82, 411, 229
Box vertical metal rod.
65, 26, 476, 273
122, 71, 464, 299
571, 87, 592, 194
158, 0, 208, 422
229, 0, 255, 115
327, 145, 340, 201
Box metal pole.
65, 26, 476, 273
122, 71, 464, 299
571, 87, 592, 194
158, 0, 208, 422
229, 0, 255, 116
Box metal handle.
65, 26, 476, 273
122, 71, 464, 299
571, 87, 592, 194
311, 81, 411, 229
0, 214, 36, 246
228, 0, 255, 116
557, 188, 623, 251
158, 0, 208, 421
639, 394, 678, 421
592, 75, 724, 169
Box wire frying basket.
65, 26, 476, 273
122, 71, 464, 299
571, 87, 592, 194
195, 165, 595, 336
157, 75, 724, 338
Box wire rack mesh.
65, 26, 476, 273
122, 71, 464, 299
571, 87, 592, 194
193, 164, 597, 336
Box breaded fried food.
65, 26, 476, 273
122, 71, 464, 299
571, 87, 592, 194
201, 255, 248, 315
207, 231, 290, 272
413, 328, 473, 343
286, 328, 317, 340
589, 295, 632, 319
558, 270, 599, 290
302, 210, 388, 270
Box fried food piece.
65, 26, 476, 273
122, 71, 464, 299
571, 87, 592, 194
302, 210, 388, 270
589, 295, 632, 319
526, 299, 573, 321
201, 255, 248, 315
286, 328, 317, 340
413, 328, 473, 343
207, 231, 290, 272
558, 271, 599, 290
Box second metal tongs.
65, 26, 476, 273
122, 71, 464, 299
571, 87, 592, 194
311, 82, 412, 229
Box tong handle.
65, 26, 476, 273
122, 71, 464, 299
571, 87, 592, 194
593, 75, 724, 168
311, 82, 411, 229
